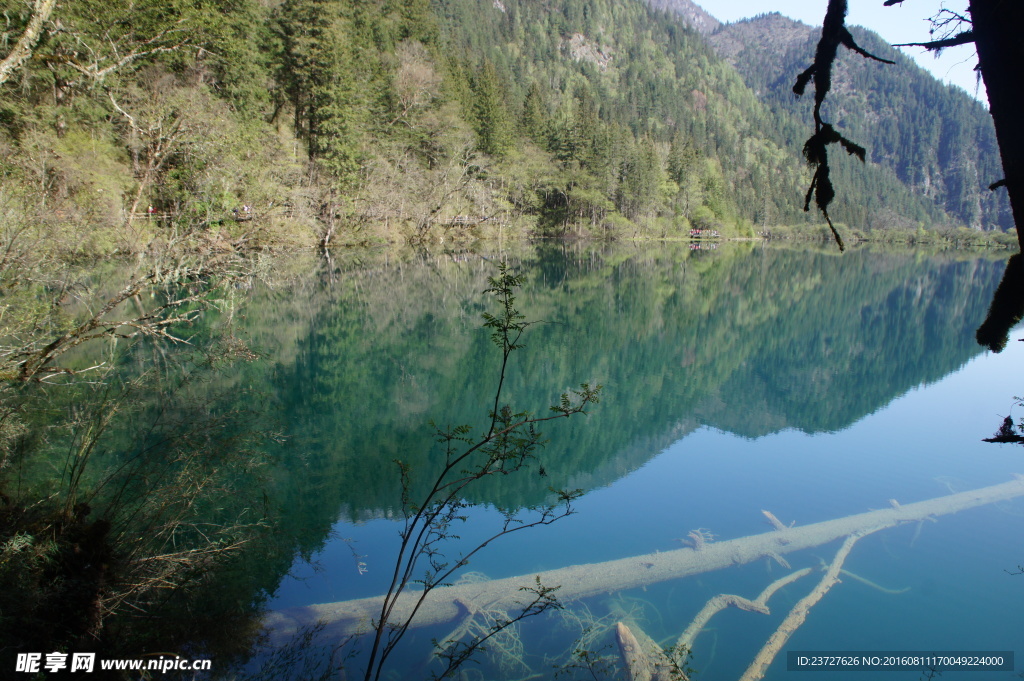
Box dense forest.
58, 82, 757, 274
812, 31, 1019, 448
0, 0, 1013, 252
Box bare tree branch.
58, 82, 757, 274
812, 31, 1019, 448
894, 31, 975, 50
57, 19, 192, 83
2, 262, 236, 382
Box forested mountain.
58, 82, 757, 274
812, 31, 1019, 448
0, 0, 1011, 250
704, 11, 1012, 232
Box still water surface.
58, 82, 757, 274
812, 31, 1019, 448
254, 243, 1023, 680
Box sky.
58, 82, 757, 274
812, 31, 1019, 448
708, 0, 987, 103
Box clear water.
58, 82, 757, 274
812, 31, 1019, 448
248, 243, 1024, 680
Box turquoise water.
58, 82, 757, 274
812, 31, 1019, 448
258, 244, 1023, 680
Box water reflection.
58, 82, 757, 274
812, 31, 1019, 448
976, 253, 1024, 352
5, 243, 1017, 679
0, 346, 279, 675
267, 244, 1006, 516
252, 244, 1017, 680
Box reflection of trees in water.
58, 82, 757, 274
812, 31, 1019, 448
269, 245, 1005, 520
0, 344, 280, 670
2, 244, 1010, 675
976, 253, 1024, 452
984, 415, 1024, 445
976, 254, 1024, 353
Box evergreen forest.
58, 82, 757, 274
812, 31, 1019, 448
0, 0, 1014, 251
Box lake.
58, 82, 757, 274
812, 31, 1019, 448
18, 241, 1022, 680
230, 242, 1023, 681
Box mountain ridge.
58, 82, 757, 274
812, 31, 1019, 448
705, 10, 1010, 230
644, 0, 721, 34
644, 0, 1009, 230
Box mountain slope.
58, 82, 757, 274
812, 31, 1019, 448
645, 0, 720, 34
0, 0, 1010, 249
704, 11, 1011, 231
433, 0, 980, 236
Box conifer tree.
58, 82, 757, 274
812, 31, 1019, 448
472, 59, 512, 157
522, 81, 549, 144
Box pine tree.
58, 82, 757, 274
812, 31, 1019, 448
522, 81, 549, 144
472, 59, 512, 157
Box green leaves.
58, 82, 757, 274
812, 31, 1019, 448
551, 382, 602, 418
482, 261, 527, 351
471, 59, 513, 157
368, 261, 602, 681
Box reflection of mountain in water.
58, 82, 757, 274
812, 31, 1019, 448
695, 252, 1001, 437
262, 244, 1004, 519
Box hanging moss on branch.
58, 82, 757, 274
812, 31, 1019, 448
794, 0, 894, 250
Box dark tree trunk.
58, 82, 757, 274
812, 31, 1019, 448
970, 0, 1024, 249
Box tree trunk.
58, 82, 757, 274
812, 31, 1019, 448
970, 0, 1024, 249
265, 476, 1024, 642
0, 0, 57, 85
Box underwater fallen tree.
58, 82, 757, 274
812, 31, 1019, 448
737, 531, 873, 681
265, 475, 1024, 642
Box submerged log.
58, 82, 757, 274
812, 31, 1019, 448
615, 621, 681, 681
677, 568, 812, 652
838, 568, 909, 595
739, 531, 874, 681
761, 510, 788, 531
265, 476, 1024, 641
616, 622, 655, 681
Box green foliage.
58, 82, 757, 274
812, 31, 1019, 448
521, 81, 550, 144
0, 0, 1009, 247
359, 261, 598, 681
482, 264, 527, 350
275, 0, 374, 184
472, 59, 513, 157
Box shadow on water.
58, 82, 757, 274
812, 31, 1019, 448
0, 268, 300, 677
977, 254, 1024, 469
